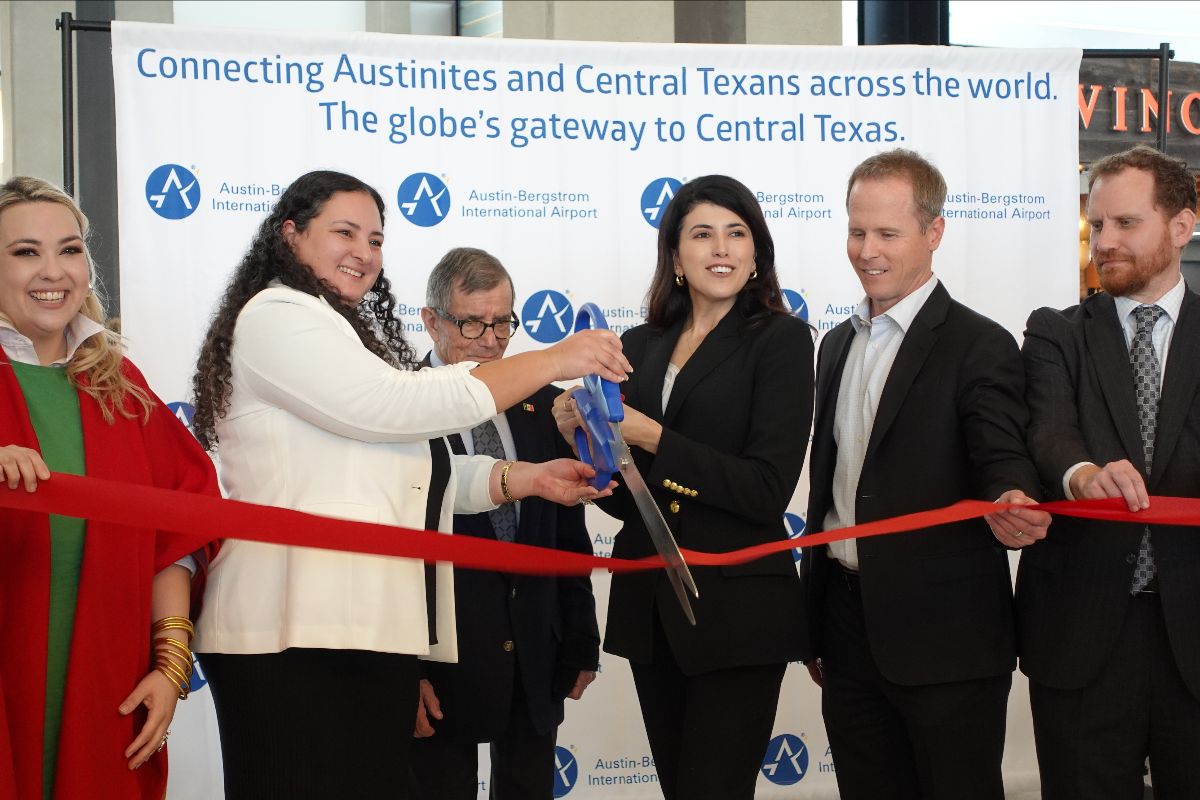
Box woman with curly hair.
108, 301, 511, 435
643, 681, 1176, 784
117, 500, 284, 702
0, 177, 219, 799
189, 170, 627, 797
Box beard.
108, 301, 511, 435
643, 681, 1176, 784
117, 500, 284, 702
1095, 232, 1177, 298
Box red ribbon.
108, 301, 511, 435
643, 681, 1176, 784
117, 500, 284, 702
2, 473, 1197, 576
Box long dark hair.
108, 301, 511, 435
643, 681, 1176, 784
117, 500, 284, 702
191, 170, 415, 450
645, 175, 788, 329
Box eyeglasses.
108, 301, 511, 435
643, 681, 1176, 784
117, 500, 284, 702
434, 308, 520, 340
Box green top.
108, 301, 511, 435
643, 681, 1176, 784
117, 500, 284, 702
10, 361, 86, 800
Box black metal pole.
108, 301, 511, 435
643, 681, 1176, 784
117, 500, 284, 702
57, 12, 74, 194
1158, 42, 1171, 152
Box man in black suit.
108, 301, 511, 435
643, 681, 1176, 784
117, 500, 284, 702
411, 248, 599, 799
800, 148, 1051, 800
1018, 145, 1200, 799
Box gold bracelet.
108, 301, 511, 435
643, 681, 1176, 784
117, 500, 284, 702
153, 640, 194, 677
153, 661, 191, 700
151, 616, 195, 642
500, 461, 517, 505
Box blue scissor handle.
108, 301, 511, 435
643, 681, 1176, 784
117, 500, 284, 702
571, 303, 625, 489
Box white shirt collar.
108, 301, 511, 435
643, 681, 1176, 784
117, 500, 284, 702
1113, 273, 1186, 325
0, 313, 107, 367
850, 275, 940, 334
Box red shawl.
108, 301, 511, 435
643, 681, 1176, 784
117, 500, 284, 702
0, 357, 219, 800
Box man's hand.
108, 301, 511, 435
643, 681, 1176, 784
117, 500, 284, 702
552, 389, 586, 454
567, 670, 597, 700
1070, 460, 1149, 512
985, 489, 1052, 548
413, 679, 443, 738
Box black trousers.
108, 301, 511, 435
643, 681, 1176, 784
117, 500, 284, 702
1030, 593, 1200, 800
411, 676, 557, 800
820, 569, 1011, 800
199, 648, 420, 800
628, 616, 787, 800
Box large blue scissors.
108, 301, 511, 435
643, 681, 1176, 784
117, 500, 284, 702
570, 303, 699, 625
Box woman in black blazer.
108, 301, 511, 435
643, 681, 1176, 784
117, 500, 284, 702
557, 175, 814, 798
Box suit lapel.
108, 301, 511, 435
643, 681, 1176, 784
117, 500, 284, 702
663, 309, 744, 426
815, 322, 856, 437
1148, 289, 1200, 486
864, 284, 946, 462
447, 431, 467, 456
505, 402, 545, 545
1084, 293, 1145, 472
638, 321, 681, 424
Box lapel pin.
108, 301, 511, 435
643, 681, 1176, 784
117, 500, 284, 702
521, 402, 535, 412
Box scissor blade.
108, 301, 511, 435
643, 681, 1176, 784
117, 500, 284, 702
611, 427, 699, 625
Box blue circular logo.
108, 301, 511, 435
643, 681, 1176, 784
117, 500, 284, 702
521, 290, 574, 344
784, 512, 806, 563
640, 177, 682, 229
397, 172, 451, 227
782, 289, 809, 321
167, 401, 196, 433
553, 745, 579, 797
760, 733, 809, 785
145, 164, 201, 220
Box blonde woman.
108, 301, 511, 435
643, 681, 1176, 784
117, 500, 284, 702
0, 177, 219, 799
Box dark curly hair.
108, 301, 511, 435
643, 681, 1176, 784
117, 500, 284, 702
190, 170, 416, 450
645, 174, 789, 330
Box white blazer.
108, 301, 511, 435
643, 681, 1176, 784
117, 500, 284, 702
195, 285, 500, 661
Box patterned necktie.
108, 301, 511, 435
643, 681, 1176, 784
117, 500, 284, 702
1129, 304, 1164, 593
471, 419, 518, 542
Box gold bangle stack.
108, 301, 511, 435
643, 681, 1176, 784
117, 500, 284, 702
500, 461, 517, 505
151, 616, 195, 700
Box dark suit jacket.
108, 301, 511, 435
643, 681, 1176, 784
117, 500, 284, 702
417, 369, 600, 742
1017, 290, 1200, 700
601, 308, 813, 674
801, 282, 1040, 686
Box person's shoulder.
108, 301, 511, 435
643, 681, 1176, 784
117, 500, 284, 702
116, 355, 150, 388
243, 284, 325, 314
1026, 297, 1092, 333
620, 321, 653, 344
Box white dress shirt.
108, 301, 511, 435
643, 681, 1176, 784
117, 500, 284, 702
825, 276, 940, 571
0, 313, 105, 365
1062, 274, 1186, 497
430, 347, 520, 523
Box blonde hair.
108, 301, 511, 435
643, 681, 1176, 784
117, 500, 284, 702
0, 177, 153, 423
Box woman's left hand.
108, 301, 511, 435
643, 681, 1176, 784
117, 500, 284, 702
504, 458, 616, 507
119, 669, 181, 770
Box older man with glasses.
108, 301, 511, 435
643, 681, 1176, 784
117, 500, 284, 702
411, 247, 600, 800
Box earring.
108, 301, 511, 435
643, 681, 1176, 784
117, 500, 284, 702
750, 270, 758, 280
675, 274, 684, 287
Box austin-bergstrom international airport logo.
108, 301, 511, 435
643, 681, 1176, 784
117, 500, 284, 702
166, 402, 196, 435
553, 746, 579, 797
761, 733, 810, 785
784, 512, 806, 563
782, 289, 810, 321
397, 172, 451, 227
640, 177, 683, 229
145, 164, 200, 220
521, 290, 574, 344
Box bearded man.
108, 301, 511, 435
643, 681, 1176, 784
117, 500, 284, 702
1018, 144, 1200, 800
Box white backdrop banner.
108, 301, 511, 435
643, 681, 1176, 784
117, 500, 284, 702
111, 21, 1080, 799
